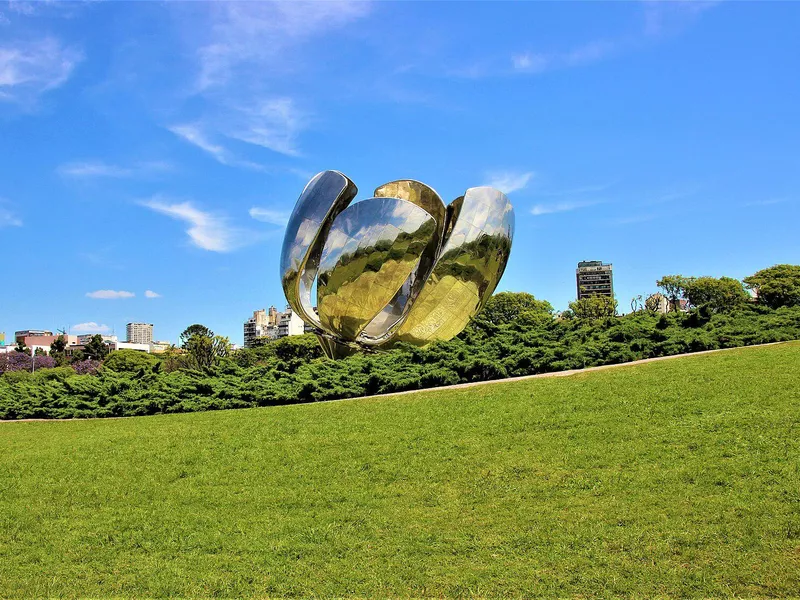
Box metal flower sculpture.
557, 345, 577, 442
280, 171, 514, 359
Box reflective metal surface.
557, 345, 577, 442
317, 197, 436, 340
280, 172, 514, 359
280, 171, 357, 329
362, 180, 446, 341
387, 187, 514, 347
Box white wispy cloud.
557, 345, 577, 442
7, 1, 77, 17
564, 40, 619, 67
194, 1, 372, 90
72, 322, 111, 334
86, 290, 135, 300
57, 160, 173, 178
643, 0, 721, 37
144, 290, 162, 299
168, 100, 308, 164
58, 161, 132, 178
141, 196, 258, 252
168, 123, 230, 164
162, 2, 369, 164
530, 200, 603, 216
505, 2, 719, 79
167, 122, 268, 169
221, 97, 307, 157
744, 198, 789, 207
249, 207, 291, 227
0, 206, 22, 227
511, 53, 549, 73
2, 1, 91, 23
7, 1, 36, 17
510, 40, 619, 75
483, 171, 535, 194
0, 37, 82, 103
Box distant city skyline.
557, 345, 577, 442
1, 2, 798, 345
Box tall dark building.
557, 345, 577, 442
576, 260, 614, 299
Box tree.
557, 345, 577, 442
273, 334, 323, 362
657, 275, 692, 312
103, 349, 158, 373
49, 335, 69, 366
683, 276, 748, 313
743, 264, 800, 309
645, 293, 667, 314
568, 295, 618, 320
250, 337, 273, 348
212, 335, 232, 359
185, 335, 214, 369
183, 334, 230, 370
476, 292, 554, 326
83, 334, 110, 361
14, 340, 27, 353
180, 324, 214, 348
158, 345, 186, 373
50, 335, 67, 353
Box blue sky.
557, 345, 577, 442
1, 1, 798, 345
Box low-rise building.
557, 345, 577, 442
113, 342, 151, 353
15, 330, 53, 343
17, 334, 79, 355
149, 340, 173, 353
77, 334, 118, 346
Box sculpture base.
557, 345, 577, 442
316, 335, 360, 360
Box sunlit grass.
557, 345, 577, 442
1, 343, 799, 597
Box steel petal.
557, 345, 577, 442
280, 171, 357, 329
316, 197, 437, 341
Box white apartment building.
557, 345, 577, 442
243, 305, 307, 347
244, 306, 279, 348
277, 308, 305, 338
126, 322, 154, 345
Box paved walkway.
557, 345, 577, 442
1, 341, 794, 423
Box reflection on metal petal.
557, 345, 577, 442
280, 171, 357, 329
280, 174, 514, 359
361, 181, 446, 342
387, 187, 514, 347
317, 197, 436, 340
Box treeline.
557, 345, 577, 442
1, 264, 799, 420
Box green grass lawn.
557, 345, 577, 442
1, 343, 799, 597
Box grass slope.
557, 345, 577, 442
1, 343, 799, 597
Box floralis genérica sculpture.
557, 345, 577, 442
280, 171, 514, 359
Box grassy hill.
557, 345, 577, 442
1, 343, 799, 597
